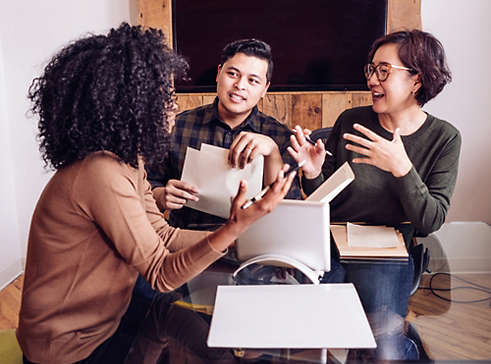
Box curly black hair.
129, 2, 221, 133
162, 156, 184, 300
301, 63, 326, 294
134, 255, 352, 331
28, 22, 188, 170
368, 29, 452, 106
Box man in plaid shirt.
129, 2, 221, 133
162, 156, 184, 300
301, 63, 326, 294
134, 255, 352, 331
147, 38, 302, 230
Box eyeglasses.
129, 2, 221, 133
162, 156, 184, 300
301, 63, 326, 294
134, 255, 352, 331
364, 62, 415, 82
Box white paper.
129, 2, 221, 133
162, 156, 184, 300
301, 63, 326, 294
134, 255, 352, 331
208, 284, 376, 349
180, 144, 263, 218
347, 223, 399, 248
306, 162, 354, 203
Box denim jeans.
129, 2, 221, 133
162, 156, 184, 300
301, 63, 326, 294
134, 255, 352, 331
343, 256, 414, 318
342, 256, 417, 361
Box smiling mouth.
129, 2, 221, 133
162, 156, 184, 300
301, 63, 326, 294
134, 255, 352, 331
372, 91, 385, 100
229, 93, 246, 102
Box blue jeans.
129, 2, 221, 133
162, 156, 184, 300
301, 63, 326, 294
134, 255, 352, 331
342, 256, 417, 361
343, 256, 414, 318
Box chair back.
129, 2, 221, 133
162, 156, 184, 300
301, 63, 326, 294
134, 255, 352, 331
309, 127, 333, 142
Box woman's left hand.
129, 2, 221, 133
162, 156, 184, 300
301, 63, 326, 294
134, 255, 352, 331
344, 123, 413, 177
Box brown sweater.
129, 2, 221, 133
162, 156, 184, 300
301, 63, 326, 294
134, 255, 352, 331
17, 152, 224, 364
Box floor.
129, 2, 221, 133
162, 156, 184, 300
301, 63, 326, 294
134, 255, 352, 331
1, 273, 490, 361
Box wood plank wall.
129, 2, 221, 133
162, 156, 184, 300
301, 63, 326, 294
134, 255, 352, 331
137, 0, 420, 129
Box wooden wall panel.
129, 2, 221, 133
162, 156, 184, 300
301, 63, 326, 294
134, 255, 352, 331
261, 94, 292, 126
352, 92, 373, 108
176, 95, 203, 113
137, 0, 173, 46
202, 95, 216, 105
387, 0, 421, 33
176, 92, 371, 130
322, 93, 352, 128
291, 94, 322, 131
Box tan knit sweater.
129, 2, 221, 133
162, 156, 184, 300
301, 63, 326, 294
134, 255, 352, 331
17, 152, 224, 363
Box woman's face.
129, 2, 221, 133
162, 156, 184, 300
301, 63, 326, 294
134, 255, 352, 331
368, 43, 420, 115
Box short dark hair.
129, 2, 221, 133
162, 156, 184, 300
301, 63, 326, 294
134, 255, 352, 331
28, 22, 188, 170
368, 29, 451, 106
220, 39, 273, 82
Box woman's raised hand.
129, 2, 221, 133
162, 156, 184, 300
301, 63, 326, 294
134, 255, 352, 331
287, 125, 326, 179
344, 123, 412, 177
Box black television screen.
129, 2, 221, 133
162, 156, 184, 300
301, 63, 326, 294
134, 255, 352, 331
172, 0, 386, 92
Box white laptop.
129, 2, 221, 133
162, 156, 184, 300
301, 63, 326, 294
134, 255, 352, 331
235, 162, 355, 280
235, 199, 331, 276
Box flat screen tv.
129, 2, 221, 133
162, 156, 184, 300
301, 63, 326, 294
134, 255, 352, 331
172, 0, 387, 92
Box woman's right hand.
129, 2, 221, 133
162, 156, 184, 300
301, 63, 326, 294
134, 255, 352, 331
227, 164, 296, 236
207, 165, 296, 253
287, 125, 326, 179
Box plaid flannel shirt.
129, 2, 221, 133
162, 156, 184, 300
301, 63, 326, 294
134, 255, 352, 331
147, 98, 302, 230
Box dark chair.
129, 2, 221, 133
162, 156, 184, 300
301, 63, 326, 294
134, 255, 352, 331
409, 242, 431, 295
309, 127, 333, 143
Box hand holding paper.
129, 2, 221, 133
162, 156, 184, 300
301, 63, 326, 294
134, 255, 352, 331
228, 131, 280, 169
180, 143, 263, 218
157, 179, 199, 210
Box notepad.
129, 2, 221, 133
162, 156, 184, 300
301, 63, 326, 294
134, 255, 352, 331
180, 143, 263, 218
347, 223, 399, 248
306, 161, 355, 203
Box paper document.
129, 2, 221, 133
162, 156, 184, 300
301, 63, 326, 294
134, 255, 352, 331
208, 284, 376, 349
347, 223, 399, 248
180, 143, 263, 218
306, 162, 354, 203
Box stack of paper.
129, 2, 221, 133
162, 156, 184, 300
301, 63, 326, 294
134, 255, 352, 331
331, 224, 408, 262
180, 143, 263, 218
347, 223, 399, 248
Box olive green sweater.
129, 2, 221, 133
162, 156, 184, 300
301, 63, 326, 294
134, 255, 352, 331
303, 106, 461, 236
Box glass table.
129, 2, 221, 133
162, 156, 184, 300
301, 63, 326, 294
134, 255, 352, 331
145, 236, 491, 363
156, 260, 414, 363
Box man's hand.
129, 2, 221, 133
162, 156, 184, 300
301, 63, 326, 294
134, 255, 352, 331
344, 123, 412, 177
154, 179, 199, 210
228, 131, 280, 169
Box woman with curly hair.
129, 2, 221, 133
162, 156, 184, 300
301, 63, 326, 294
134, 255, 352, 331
17, 23, 295, 364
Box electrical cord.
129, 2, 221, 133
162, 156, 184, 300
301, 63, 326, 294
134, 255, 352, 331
418, 272, 491, 303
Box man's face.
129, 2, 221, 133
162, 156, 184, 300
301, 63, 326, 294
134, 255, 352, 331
216, 52, 270, 125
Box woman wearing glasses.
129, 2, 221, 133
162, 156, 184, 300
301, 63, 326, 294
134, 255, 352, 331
288, 29, 461, 356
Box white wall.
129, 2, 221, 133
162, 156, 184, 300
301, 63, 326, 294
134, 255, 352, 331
421, 0, 491, 224
0, 38, 22, 290
1, 1, 490, 288
0, 1, 134, 288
